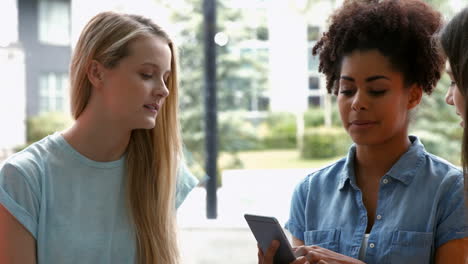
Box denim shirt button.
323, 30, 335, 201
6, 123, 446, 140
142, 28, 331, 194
383, 178, 389, 184
376, 214, 382, 220
369, 243, 375, 248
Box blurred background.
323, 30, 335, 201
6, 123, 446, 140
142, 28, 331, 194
0, 0, 465, 263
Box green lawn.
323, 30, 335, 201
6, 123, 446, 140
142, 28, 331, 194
221, 149, 341, 170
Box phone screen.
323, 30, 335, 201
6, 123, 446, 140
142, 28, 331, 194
244, 214, 296, 264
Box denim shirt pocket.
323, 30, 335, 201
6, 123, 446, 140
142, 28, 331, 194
389, 230, 433, 264
304, 229, 341, 252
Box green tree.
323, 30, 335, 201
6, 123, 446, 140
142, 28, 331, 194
424, 0, 455, 17
15, 112, 72, 152
156, 0, 270, 181
411, 74, 463, 165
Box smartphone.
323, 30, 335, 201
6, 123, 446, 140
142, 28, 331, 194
244, 214, 295, 264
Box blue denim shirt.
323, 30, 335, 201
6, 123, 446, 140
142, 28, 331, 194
285, 136, 468, 264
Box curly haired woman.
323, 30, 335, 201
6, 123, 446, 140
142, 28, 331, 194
258, 1, 468, 263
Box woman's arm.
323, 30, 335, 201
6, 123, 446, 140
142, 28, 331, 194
435, 238, 468, 264
0, 204, 36, 264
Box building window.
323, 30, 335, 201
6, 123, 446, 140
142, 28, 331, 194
309, 76, 319, 90
308, 45, 320, 72
38, 0, 70, 46
308, 96, 321, 107
39, 72, 69, 113
307, 25, 320, 42
257, 96, 270, 111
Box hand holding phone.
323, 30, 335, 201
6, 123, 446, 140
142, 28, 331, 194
244, 214, 296, 264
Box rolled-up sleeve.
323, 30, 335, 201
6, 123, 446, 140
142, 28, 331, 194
285, 177, 310, 241
0, 162, 40, 239
435, 174, 468, 248
175, 161, 199, 209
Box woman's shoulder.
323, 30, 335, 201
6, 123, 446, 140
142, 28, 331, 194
410, 136, 462, 180
422, 151, 463, 180
424, 151, 460, 169
1, 134, 61, 175
413, 149, 464, 196
0, 134, 62, 239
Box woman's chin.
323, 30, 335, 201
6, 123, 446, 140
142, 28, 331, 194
134, 120, 156, 130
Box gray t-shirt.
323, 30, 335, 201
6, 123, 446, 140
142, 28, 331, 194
0, 132, 198, 263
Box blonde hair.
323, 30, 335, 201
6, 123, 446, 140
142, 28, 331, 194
70, 12, 181, 264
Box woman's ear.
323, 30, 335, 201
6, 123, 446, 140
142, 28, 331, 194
407, 84, 423, 110
87, 60, 105, 88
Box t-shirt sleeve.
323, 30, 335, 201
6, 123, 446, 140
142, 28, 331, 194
285, 177, 309, 241
435, 172, 468, 248
0, 162, 40, 239
175, 161, 199, 209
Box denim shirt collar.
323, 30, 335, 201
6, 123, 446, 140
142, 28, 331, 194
338, 135, 426, 190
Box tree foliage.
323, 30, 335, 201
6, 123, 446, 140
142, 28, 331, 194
411, 74, 463, 165
158, 0, 270, 179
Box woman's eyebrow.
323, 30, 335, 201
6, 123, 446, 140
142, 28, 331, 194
141, 62, 171, 73
339, 75, 390, 82
340, 76, 354, 82
366, 75, 390, 82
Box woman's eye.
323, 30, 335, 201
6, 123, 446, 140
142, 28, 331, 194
339, 89, 354, 96
140, 73, 153, 80
450, 81, 457, 87
369, 90, 387, 96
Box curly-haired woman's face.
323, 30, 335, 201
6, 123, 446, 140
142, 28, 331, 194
337, 49, 422, 146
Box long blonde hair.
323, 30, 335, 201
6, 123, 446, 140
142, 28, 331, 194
70, 12, 181, 264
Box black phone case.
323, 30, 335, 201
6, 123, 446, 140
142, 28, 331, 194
244, 214, 295, 264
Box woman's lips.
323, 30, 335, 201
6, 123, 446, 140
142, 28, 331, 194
349, 120, 378, 129
351, 120, 377, 125
144, 104, 159, 113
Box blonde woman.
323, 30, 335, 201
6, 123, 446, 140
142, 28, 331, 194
0, 11, 197, 264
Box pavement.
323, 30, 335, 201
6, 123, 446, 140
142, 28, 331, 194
178, 168, 317, 264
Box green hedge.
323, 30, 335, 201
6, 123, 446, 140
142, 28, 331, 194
27, 112, 72, 143
304, 108, 325, 127
262, 112, 297, 149
301, 127, 351, 159
412, 130, 461, 165
304, 107, 343, 128
14, 112, 72, 153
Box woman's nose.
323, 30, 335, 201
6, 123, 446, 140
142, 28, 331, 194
351, 91, 367, 111
445, 86, 454, 106
153, 82, 170, 99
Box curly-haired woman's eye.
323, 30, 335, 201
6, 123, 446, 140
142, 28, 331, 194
339, 89, 355, 96
369, 90, 387, 97
450, 81, 457, 87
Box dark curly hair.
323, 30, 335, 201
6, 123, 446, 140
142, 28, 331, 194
313, 0, 444, 95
